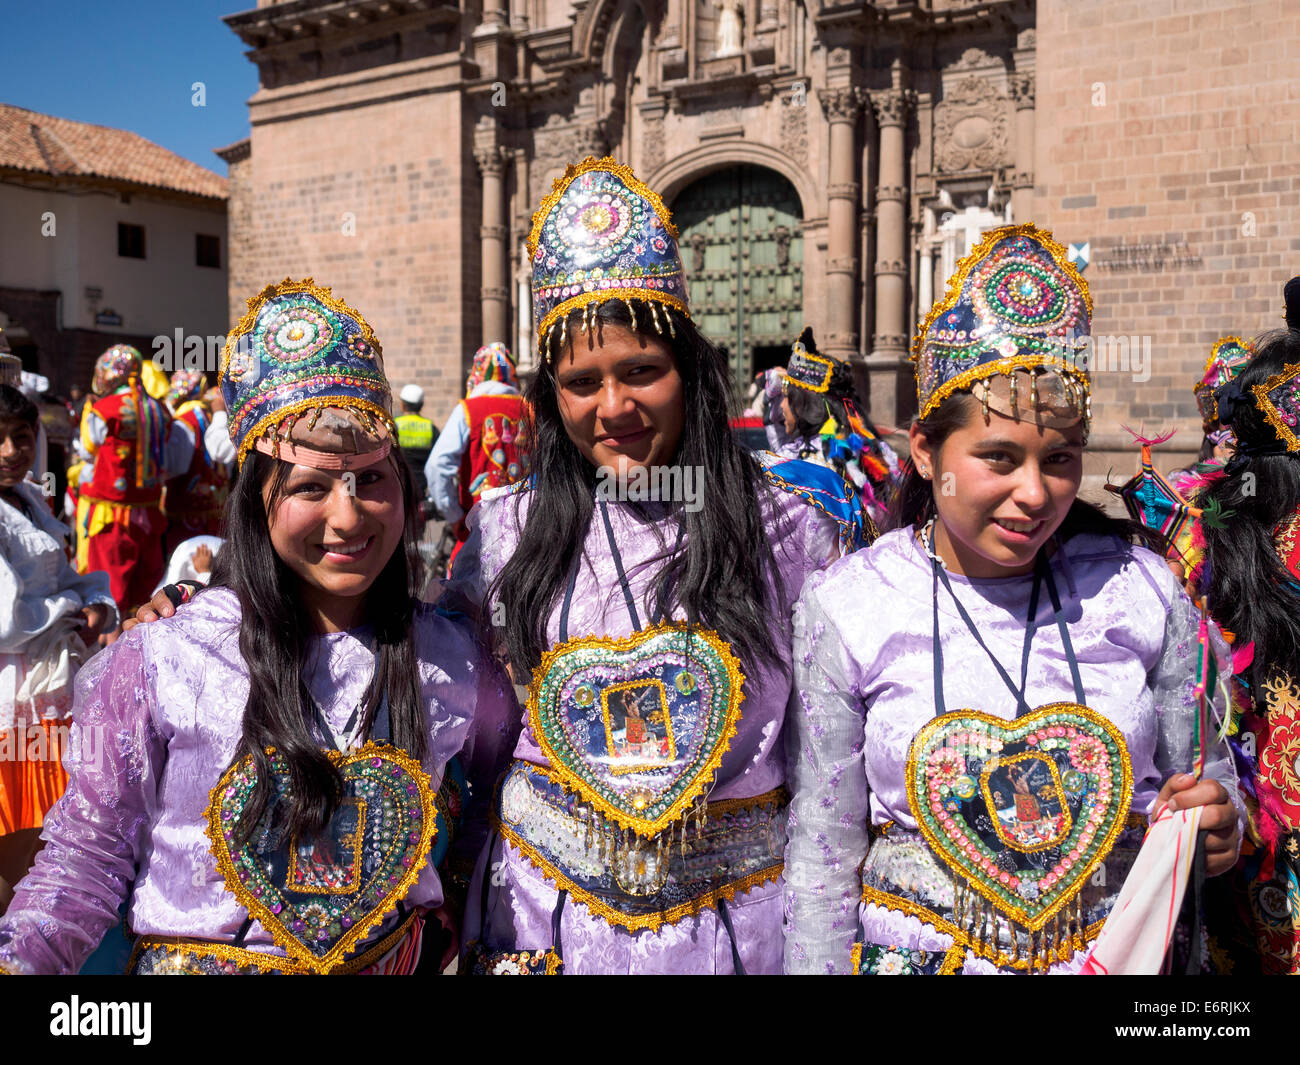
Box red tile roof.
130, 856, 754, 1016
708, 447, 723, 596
0, 104, 228, 200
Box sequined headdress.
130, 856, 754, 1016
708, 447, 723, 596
92, 344, 143, 397
1249, 361, 1300, 453
784, 327, 836, 394
912, 223, 1092, 431
220, 279, 395, 469
528, 157, 690, 361
466, 341, 517, 395
167, 369, 206, 407
1194, 336, 1252, 430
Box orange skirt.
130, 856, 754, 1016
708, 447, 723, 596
0, 720, 71, 834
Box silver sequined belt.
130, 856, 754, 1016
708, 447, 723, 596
493, 760, 787, 931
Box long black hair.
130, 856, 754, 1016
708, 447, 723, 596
1196, 329, 1300, 683
490, 298, 780, 677
207, 447, 427, 846
888, 389, 1156, 546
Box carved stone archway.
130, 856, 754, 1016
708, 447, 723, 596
648, 143, 817, 223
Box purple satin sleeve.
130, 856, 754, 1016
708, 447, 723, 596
444, 632, 521, 892
0, 631, 164, 974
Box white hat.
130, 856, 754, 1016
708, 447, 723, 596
399, 384, 424, 406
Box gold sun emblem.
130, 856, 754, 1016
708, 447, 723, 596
580, 204, 613, 234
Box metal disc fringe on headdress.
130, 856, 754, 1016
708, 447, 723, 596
911, 223, 1092, 431
527, 157, 691, 362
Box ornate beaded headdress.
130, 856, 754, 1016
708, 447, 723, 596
220, 278, 395, 469
912, 223, 1092, 431
1251, 361, 1300, 453
1194, 336, 1252, 430
784, 327, 835, 394
167, 369, 206, 407
92, 344, 143, 397
528, 157, 690, 362
466, 341, 517, 395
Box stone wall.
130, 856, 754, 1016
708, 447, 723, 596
1034, 0, 1300, 478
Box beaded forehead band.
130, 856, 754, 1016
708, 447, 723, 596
528, 157, 691, 363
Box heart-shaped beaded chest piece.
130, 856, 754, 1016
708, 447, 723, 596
906, 703, 1133, 931
527, 622, 745, 838
205, 741, 436, 974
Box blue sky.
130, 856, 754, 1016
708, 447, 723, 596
0, 1, 259, 176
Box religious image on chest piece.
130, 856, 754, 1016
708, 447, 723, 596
602, 679, 678, 772
982, 752, 1072, 853
286, 797, 366, 895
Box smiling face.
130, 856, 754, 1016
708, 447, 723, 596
264, 457, 406, 631
553, 321, 685, 476
0, 418, 37, 489
910, 403, 1084, 578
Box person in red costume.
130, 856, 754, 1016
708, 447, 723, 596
75, 345, 193, 617
424, 343, 532, 570
162, 369, 230, 555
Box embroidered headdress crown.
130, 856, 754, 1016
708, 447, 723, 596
220, 279, 394, 467
912, 223, 1092, 427
528, 157, 690, 361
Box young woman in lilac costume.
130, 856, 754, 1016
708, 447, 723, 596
785, 225, 1241, 975
453, 157, 873, 975
0, 280, 514, 975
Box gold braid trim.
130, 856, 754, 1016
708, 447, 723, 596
494, 816, 783, 935
203, 742, 437, 975
859, 885, 1107, 973
904, 703, 1134, 931
233, 396, 397, 469
910, 222, 1093, 418
127, 910, 418, 975
526, 156, 681, 260
1252, 360, 1300, 453
524, 622, 747, 839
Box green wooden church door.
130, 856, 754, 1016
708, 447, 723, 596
671, 166, 804, 388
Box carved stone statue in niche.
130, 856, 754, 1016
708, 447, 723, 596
714, 0, 744, 56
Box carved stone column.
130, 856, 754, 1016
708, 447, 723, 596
870, 89, 914, 359
475, 143, 510, 346
820, 87, 862, 363
1009, 73, 1036, 223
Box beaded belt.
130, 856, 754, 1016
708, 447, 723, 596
853, 818, 1147, 974
493, 760, 786, 932
127, 909, 423, 975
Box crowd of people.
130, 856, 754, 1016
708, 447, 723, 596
0, 153, 1294, 976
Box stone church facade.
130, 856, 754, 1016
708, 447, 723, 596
221, 0, 1300, 477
